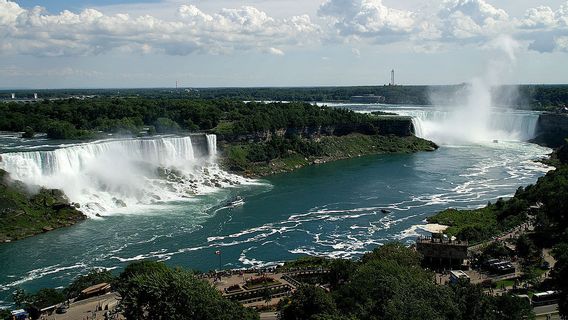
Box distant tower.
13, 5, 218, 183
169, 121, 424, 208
176, 80, 178, 90
390, 69, 395, 86
33, 93, 38, 100
11, 93, 15, 99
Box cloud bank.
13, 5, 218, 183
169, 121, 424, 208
0, 0, 319, 56
1, 0, 568, 57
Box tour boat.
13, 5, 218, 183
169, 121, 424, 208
228, 196, 245, 207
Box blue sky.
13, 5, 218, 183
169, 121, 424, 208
15, 0, 161, 13
0, 0, 567, 88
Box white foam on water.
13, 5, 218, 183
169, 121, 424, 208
0, 263, 87, 292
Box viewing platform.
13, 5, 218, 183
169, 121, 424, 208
416, 234, 469, 269
416, 235, 468, 246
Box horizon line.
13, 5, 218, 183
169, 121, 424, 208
1, 83, 568, 91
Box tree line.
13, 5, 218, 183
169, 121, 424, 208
279, 243, 534, 320
0, 98, 395, 140
2, 84, 567, 109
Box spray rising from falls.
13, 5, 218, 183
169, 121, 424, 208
408, 36, 533, 145
407, 107, 540, 144
0, 135, 247, 217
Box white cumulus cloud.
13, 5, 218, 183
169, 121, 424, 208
520, 6, 557, 29
318, 0, 416, 42
0, 0, 320, 57
517, 1, 568, 53
436, 0, 510, 40
1, 0, 568, 57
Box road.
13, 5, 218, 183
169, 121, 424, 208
535, 304, 559, 320
260, 312, 279, 320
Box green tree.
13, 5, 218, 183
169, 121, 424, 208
12, 288, 31, 308
490, 295, 534, 320
154, 118, 181, 133
480, 242, 511, 262
46, 120, 77, 139
0, 309, 12, 320
516, 235, 541, 264
22, 126, 35, 138
11, 287, 66, 320
552, 242, 568, 318
360, 242, 421, 266
64, 268, 115, 299
280, 285, 338, 320
328, 259, 356, 289
117, 261, 257, 320
29, 288, 65, 309
450, 280, 534, 320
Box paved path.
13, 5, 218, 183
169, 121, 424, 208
469, 222, 532, 253
259, 312, 279, 320
535, 304, 559, 320
46, 293, 122, 320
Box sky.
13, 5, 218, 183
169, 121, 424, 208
0, 0, 567, 88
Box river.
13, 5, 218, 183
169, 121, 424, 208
0, 104, 552, 306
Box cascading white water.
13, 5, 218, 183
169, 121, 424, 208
411, 117, 425, 139
0, 135, 245, 217
405, 108, 540, 143
206, 134, 217, 156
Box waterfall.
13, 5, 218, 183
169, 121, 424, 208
0, 135, 244, 217
395, 108, 539, 144
206, 134, 217, 156
411, 118, 425, 139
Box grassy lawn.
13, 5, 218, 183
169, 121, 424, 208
426, 207, 500, 243
244, 279, 281, 290
494, 279, 516, 288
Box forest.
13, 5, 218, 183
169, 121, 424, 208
0, 98, 399, 140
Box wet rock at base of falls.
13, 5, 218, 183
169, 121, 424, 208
112, 198, 127, 208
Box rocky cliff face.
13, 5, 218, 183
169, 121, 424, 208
533, 113, 568, 147
218, 117, 415, 143
0, 169, 87, 243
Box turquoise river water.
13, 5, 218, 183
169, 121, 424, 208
0, 104, 553, 306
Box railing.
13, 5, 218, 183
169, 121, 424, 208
417, 236, 468, 246
224, 284, 293, 302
